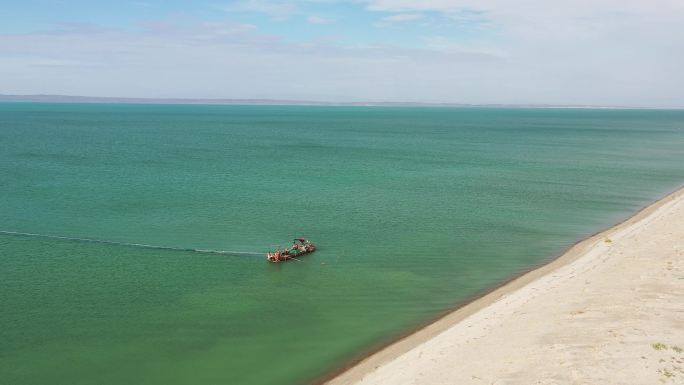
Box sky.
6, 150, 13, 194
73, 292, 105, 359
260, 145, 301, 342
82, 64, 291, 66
1, 0, 683, 106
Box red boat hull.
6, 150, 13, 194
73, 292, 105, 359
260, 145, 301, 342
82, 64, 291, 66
267, 241, 316, 262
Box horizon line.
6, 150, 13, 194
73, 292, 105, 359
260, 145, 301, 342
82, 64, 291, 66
1, 93, 682, 110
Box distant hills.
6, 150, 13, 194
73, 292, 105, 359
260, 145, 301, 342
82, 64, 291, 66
0, 94, 672, 109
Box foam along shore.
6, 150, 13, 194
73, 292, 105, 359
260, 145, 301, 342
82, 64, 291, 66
327, 187, 684, 385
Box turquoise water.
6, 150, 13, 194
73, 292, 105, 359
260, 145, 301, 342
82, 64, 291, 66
1, 103, 683, 385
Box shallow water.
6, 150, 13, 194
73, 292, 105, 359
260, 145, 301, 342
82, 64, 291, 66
1, 103, 683, 384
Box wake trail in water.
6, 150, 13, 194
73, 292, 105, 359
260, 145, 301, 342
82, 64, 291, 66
0, 230, 263, 257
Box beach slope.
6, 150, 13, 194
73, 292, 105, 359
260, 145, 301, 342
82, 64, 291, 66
328, 188, 684, 385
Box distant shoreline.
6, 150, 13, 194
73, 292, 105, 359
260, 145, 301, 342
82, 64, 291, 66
322, 184, 684, 384
1, 94, 680, 110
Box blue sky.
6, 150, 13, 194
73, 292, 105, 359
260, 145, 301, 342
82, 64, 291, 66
1, 1, 490, 48
1, 0, 683, 106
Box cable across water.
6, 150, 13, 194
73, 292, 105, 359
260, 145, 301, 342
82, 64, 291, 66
0, 230, 263, 257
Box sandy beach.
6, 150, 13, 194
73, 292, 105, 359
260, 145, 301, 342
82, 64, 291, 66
327, 186, 684, 385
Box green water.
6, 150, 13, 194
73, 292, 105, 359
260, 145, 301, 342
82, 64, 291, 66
1, 103, 683, 385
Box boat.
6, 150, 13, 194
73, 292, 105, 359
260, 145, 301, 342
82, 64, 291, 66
267, 238, 316, 262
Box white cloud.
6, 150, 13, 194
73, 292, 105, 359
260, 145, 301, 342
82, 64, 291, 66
381, 13, 423, 22
361, 0, 684, 106
220, 0, 298, 20
366, 0, 460, 13
0, 21, 508, 102
306, 15, 334, 24
363, 0, 684, 36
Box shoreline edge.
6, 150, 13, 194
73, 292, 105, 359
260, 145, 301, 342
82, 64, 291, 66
321, 184, 684, 384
